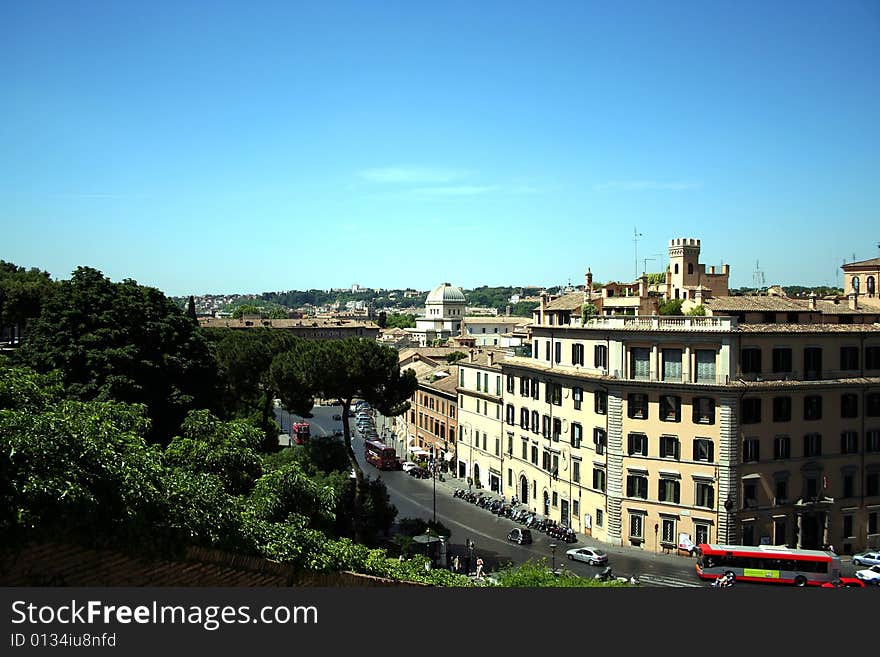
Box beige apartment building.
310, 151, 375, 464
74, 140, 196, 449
456, 350, 507, 493
461, 239, 880, 554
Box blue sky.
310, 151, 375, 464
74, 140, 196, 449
2, 1, 878, 296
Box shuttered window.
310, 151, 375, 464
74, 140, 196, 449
631, 348, 651, 380
662, 349, 682, 382
695, 350, 716, 383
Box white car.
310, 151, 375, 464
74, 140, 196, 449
855, 565, 880, 585
400, 461, 419, 473
566, 547, 608, 566
852, 551, 880, 567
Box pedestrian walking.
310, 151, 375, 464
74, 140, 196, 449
453, 555, 460, 573
475, 557, 484, 579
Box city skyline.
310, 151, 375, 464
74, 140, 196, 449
3, 1, 878, 297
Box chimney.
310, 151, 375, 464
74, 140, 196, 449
809, 293, 817, 310
487, 352, 495, 367
505, 305, 511, 317
638, 274, 646, 298
469, 349, 476, 362
709, 265, 716, 274
849, 293, 859, 311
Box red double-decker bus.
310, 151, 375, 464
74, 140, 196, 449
364, 440, 399, 470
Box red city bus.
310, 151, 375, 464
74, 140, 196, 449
292, 422, 310, 445
364, 440, 399, 470
695, 543, 841, 587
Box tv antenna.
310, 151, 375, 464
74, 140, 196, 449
633, 227, 643, 280
752, 260, 765, 291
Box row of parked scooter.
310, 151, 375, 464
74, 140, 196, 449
452, 489, 578, 543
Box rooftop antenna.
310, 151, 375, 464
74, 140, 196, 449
752, 260, 765, 292
633, 227, 643, 280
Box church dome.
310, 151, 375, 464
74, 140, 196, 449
426, 282, 466, 304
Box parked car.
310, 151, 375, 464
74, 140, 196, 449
855, 565, 880, 585
332, 413, 342, 421
852, 551, 880, 567
507, 528, 533, 545
400, 461, 419, 473
565, 547, 608, 566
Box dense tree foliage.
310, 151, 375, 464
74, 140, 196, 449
202, 327, 296, 450
14, 267, 219, 443
658, 299, 685, 316
270, 338, 417, 541
164, 410, 264, 496
492, 559, 629, 587
0, 261, 56, 342
385, 313, 416, 328
510, 300, 539, 317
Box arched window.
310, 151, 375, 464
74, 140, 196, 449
674, 263, 679, 274
688, 263, 694, 275
853, 276, 861, 293
868, 276, 876, 296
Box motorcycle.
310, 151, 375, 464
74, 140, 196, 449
710, 573, 735, 588
594, 566, 630, 584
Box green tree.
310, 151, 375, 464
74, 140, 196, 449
0, 261, 56, 344
232, 304, 262, 319
186, 295, 197, 321
445, 351, 468, 364
385, 313, 417, 329
659, 299, 684, 316
580, 303, 598, 324
270, 338, 417, 542
510, 301, 539, 317
267, 307, 288, 319
493, 558, 626, 587
377, 311, 387, 328
204, 328, 296, 449
687, 305, 706, 316
164, 410, 264, 496
14, 267, 219, 443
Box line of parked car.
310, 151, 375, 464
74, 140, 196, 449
353, 401, 380, 441
852, 550, 880, 586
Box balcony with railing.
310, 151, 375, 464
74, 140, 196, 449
566, 315, 737, 331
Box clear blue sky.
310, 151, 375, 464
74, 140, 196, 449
2, 1, 878, 296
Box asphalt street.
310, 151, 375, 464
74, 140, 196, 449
275, 402, 868, 588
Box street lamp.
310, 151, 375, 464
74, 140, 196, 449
462, 422, 474, 492
724, 497, 734, 545
550, 543, 557, 574
430, 456, 437, 525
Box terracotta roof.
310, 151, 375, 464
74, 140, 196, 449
418, 365, 460, 395
737, 323, 880, 333
463, 316, 532, 325
199, 317, 378, 329
814, 300, 877, 315
544, 293, 585, 311
456, 349, 507, 370
703, 297, 807, 311
842, 258, 880, 270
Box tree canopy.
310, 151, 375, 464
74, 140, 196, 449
270, 338, 417, 541
14, 266, 219, 443
0, 261, 56, 342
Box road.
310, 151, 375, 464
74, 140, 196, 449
275, 403, 866, 588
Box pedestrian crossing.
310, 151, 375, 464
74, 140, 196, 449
637, 573, 703, 588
